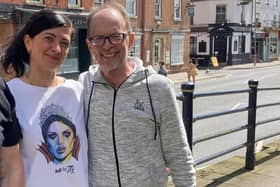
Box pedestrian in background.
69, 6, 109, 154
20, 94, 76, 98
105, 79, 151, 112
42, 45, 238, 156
0, 77, 24, 187
158, 61, 168, 77
1, 9, 88, 187
80, 2, 196, 186
187, 57, 199, 83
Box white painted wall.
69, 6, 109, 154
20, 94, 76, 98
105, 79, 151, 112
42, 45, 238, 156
193, 0, 253, 25
231, 32, 251, 54
257, 0, 280, 28
190, 32, 210, 55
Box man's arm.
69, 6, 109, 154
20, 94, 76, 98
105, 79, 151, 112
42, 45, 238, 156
0, 144, 24, 187
158, 80, 196, 186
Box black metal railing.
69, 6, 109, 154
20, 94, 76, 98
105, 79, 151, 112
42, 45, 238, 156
177, 80, 280, 170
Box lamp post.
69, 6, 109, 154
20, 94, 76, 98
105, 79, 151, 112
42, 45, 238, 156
250, 0, 257, 66
253, 0, 257, 66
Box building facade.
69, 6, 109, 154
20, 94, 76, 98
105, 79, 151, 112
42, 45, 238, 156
190, 0, 252, 66
255, 0, 280, 61
190, 0, 280, 66
0, 0, 192, 75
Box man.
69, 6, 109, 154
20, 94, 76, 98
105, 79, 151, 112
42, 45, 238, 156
0, 77, 24, 187
80, 2, 196, 186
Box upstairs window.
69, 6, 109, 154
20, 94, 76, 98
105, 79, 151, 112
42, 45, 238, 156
174, 0, 181, 20
126, 0, 136, 17
274, 0, 278, 7
155, 0, 162, 19
216, 5, 226, 23
68, 0, 81, 8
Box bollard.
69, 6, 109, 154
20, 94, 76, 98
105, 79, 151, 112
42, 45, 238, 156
245, 80, 258, 170
181, 82, 195, 152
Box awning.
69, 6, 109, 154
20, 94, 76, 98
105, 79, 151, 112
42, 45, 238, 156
14, 6, 89, 28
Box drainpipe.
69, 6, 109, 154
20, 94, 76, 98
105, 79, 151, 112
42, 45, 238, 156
141, 0, 147, 66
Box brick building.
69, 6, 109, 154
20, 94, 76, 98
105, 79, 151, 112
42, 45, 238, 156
0, 0, 192, 76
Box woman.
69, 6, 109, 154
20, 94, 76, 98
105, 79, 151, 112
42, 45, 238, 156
1, 10, 88, 187
187, 57, 198, 83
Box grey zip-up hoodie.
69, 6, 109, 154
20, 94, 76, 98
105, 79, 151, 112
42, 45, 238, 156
79, 57, 196, 187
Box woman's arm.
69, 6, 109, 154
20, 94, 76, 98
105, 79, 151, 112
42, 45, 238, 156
0, 144, 24, 187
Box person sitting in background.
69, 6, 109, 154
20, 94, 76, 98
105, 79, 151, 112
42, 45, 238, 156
158, 61, 168, 77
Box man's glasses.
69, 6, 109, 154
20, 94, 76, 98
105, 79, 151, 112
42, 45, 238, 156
88, 33, 128, 46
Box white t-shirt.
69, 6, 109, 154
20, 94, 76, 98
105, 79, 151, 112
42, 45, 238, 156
8, 78, 88, 187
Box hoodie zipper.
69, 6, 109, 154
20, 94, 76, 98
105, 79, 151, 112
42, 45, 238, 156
112, 89, 122, 187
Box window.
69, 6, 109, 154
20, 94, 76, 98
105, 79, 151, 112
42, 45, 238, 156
216, 5, 226, 23
273, 15, 277, 26
68, 0, 80, 7
58, 31, 79, 74
129, 35, 141, 58
238, 35, 245, 53
256, 0, 260, 3
94, 0, 104, 6
174, 0, 181, 20
154, 39, 161, 64
171, 34, 184, 65
155, 0, 161, 19
274, 0, 278, 6
255, 12, 260, 26
198, 40, 206, 53
126, 0, 136, 17
233, 40, 238, 51
190, 37, 197, 56
27, 0, 43, 4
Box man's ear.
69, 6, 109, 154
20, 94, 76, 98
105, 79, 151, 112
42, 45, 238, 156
128, 32, 135, 49
86, 38, 95, 56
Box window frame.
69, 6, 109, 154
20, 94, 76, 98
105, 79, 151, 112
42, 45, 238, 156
170, 34, 184, 65
155, 0, 162, 19
174, 0, 182, 20
126, 0, 137, 17
216, 5, 226, 23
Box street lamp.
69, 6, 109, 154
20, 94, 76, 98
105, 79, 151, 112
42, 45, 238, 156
239, 0, 257, 66
250, 0, 257, 66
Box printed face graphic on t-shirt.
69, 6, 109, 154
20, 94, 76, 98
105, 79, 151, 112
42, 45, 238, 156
47, 121, 75, 162
38, 104, 80, 165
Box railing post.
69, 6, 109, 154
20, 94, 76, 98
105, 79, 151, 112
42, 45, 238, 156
245, 80, 258, 170
181, 82, 195, 151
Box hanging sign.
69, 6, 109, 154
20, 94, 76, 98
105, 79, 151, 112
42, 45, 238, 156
188, 7, 194, 17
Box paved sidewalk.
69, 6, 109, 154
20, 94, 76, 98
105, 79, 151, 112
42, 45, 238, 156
167, 60, 280, 84
167, 60, 280, 186
168, 139, 280, 187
